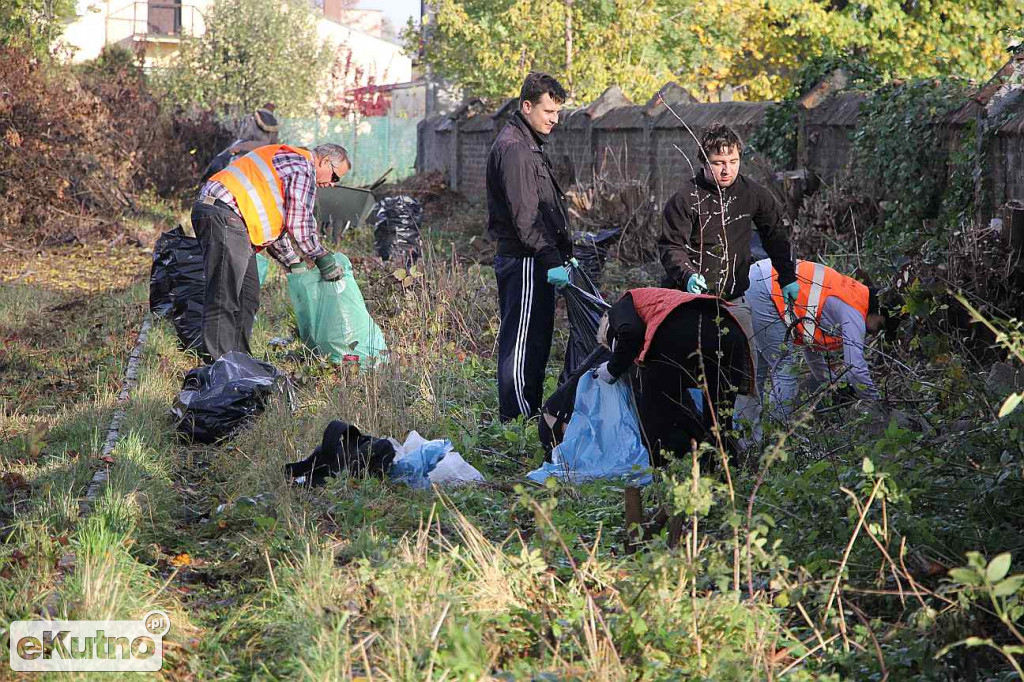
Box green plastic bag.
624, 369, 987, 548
287, 253, 388, 366
256, 252, 273, 287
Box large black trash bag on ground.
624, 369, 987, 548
171, 352, 288, 444
284, 419, 397, 487
200, 147, 234, 184
149, 226, 205, 350
571, 227, 621, 285
560, 265, 612, 384
372, 196, 422, 267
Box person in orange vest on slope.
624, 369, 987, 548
192, 142, 351, 360
747, 258, 891, 421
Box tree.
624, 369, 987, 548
412, 0, 1015, 103
159, 0, 330, 115
678, 0, 1016, 100
409, 0, 671, 103
1, 0, 76, 59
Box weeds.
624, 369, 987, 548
2, 179, 1023, 679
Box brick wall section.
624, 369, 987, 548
995, 132, 1024, 211
416, 87, 1024, 215
995, 112, 1024, 212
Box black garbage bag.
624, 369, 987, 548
543, 265, 612, 454
571, 227, 621, 285
171, 351, 288, 444
285, 419, 397, 487
149, 226, 206, 350
372, 196, 422, 267
559, 264, 612, 384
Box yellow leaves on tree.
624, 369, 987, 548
415, 0, 1014, 104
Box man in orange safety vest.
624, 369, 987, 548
191, 142, 350, 360
747, 258, 891, 422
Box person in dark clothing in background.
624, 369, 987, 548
487, 72, 575, 423
591, 288, 754, 465
658, 123, 799, 433
201, 106, 281, 183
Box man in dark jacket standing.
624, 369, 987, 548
659, 123, 799, 434
659, 123, 799, 321
487, 72, 574, 422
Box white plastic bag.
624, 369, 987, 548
390, 431, 485, 488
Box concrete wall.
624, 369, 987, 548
418, 93, 778, 205
996, 115, 1024, 212
417, 84, 1024, 219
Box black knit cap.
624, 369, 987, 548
254, 108, 279, 133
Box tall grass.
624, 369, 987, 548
4, 201, 1021, 679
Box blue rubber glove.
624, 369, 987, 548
686, 273, 708, 294
782, 281, 800, 305
547, 266, 570, 289
288, 262, 306, 273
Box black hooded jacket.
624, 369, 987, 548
659, 173, 796, 299
486, 111, 573, 272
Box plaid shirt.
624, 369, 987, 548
199, 148, 326, 266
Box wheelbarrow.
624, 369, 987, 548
314, 167, 394, 242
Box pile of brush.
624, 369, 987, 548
566, 173, 659, 264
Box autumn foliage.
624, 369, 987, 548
0, 46, 228, 245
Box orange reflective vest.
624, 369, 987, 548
210, 144, 313, 247
770, 261, 869, 351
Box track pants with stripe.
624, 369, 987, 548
495, 254, 556, 422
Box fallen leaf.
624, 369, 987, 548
170, 553, 192, 567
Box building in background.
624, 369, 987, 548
59, 0, 411, 79
317, 5, 412, 105
59, 0, 431, 186
60, 0, 211, 67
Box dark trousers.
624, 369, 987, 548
632, 303, 749, 466
495, 254, 556, 422
191, 200, 260, 361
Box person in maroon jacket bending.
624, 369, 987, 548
593, 288, 755, 465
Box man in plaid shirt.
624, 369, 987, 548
192, 142, 351, 360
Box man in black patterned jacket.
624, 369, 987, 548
659, 123, 799, 435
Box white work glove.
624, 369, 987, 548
592, 361, 616, 384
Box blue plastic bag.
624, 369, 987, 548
528, 373, 651, 485
389, 438, 452, 490
689, 388, 703, 416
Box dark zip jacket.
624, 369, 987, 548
659, 173, 796, 299
486, 111, 573, 272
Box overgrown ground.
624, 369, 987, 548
2, 186, 1024, 681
